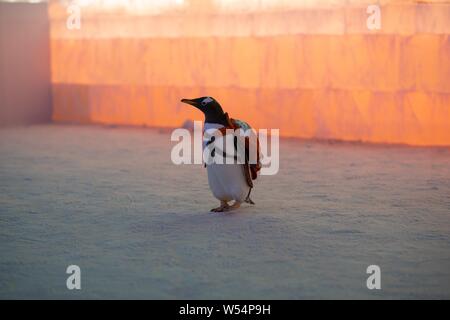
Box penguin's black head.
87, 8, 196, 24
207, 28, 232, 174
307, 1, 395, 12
181, 96, 228, 125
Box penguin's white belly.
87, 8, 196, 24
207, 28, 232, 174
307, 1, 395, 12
207, 164, 250, 202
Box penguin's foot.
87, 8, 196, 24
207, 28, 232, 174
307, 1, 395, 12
210, 201, 229, 212
244, 196, 255, 205
222, 201, 241, 212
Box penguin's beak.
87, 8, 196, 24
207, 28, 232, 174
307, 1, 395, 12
180, 98, 200, 108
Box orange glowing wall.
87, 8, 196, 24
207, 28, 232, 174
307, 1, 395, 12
49, 1, 450, 146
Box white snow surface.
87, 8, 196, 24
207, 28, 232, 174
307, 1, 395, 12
0, 124, 449, 299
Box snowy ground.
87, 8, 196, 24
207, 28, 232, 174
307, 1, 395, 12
0, 124, 449, 299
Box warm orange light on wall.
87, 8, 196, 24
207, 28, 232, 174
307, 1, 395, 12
49, 1, 450, 146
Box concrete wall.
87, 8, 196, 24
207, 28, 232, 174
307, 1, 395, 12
0, 2, 52, 126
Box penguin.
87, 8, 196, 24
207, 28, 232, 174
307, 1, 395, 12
181, 96, 257, 212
